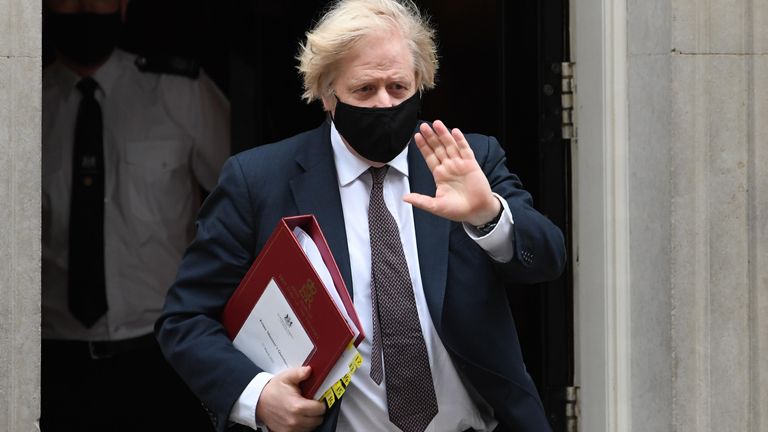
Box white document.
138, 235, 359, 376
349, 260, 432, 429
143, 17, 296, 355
232, 278, 315, 374
311, 343, 360, 400
292, 227, 363, 400
292, 227, 360, 341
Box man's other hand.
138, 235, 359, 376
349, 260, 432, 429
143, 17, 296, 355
256, 366, 326, 432
405, 120, 501, 226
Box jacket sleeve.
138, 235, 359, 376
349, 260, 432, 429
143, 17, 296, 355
155, 155, 262, 432
471, 134, 567, 284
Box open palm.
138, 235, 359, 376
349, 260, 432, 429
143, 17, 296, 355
403, 120, 500, 226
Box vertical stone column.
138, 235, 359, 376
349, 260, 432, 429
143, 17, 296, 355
753, 56, 768, 432
578, 0, 767, 429
669, 0, 768, 431
625, 0, 767, 430
0, 0, 41, 430
627, 0, 674, 429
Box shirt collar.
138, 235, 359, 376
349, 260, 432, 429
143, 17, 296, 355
45, 61, 80, 97
90, 49, 127, 98
330, 120, 410, 187
48, 49, 127, 100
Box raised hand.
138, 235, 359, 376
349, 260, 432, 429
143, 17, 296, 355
404, 120, 500, 226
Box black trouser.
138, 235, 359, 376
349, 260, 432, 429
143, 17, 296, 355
41, 334, 214, 432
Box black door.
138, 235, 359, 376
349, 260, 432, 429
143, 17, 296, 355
119, 0, 573, 429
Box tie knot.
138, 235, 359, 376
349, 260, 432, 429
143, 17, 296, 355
77, 77, 99, 97
369, 166, 389, 188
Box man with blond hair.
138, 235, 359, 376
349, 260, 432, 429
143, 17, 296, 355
156, 1, 565, 431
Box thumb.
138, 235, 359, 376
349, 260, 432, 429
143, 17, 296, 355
281, 366, 312, 385
403, 193, 436, 213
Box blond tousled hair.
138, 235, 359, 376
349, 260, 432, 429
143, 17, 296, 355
296, 0, 438, 109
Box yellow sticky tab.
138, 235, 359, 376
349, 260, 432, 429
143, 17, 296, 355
348, 360, 357, 374
332, 381, 345, 398
323, 389, 336, 408
341, 373, 352, 386
353, 353, 363, 368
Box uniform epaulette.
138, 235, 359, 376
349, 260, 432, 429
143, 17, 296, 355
134, 55, 201, 79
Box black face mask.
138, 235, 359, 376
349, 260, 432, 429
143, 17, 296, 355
47, 11, 122, 67
332, 92, 421, 163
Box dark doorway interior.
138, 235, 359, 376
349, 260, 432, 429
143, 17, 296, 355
107, 0, 574, 429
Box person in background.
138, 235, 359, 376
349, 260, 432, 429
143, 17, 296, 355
156, 0, 566, 431
41, 0, 229, 430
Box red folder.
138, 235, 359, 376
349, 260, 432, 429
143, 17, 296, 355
222, 215, 364, 399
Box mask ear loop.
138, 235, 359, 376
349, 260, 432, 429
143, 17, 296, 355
329, 94, 341, 123
321, 89, 338, 122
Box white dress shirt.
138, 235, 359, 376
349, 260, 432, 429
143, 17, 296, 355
232, 122, 515, 431
42, 49, 230, 342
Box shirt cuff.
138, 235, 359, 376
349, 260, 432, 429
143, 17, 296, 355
463, 193, 515, 262
229, 372, 274, 430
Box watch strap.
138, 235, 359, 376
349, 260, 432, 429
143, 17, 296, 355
473, 200, 504, 234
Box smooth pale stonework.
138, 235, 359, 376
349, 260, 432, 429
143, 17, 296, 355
0, 0, 41, 429
751, 55, 768, 432
628, 0, 671, 55
627, 52, 674, 432
625, 0, 768, 431
0, 0, 40, 57
0, 57, 11, 431
0, 0, 11, 56
667, 0, 768, 429
670, 52, 766, 432
672, 0, 768, 54
757, 5, 768, 53
0, 56, 42, 432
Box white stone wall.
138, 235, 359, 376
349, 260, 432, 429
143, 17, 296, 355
0, 0, 41, 430
669, 0, 767, 430
627, 0, 674, 429
628, 0, 768, 430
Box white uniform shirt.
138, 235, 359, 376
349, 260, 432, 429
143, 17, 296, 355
233, 122, 517, 431
42, 49, 230, 342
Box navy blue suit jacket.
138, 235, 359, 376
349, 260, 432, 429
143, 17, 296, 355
155, 121, 566, 432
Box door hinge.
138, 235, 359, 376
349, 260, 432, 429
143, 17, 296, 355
561, 62, 576, 140
565, 386, 580, 432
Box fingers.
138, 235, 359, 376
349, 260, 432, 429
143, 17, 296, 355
257, 366, 327, 432
286, 398, 327, 430
275, 408, 324, 432
417, 121, 448, 163
282, 366, 312, 385
450, 127, 474, 158
414, 128, 440, 172
297, 399, 325, 418
277, 367, 327, 415
417, 120, 464, 163
419, 121, 449, 162
432, 120, 461, 159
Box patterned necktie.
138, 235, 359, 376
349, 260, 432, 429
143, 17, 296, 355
367, 166, 438, 432
68, 77, 108, 328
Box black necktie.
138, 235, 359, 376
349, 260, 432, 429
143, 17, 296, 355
367, 166, 438, 432
68, 77, 108, 328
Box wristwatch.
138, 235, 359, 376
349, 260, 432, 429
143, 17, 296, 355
473, 201, 504, 235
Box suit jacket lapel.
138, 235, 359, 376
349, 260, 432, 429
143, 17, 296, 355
289, 122, 354, 298
408, 139, 451, 331
287, 122, 450, 317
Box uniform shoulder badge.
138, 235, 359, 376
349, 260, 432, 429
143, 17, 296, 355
134, 55, 201, 79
